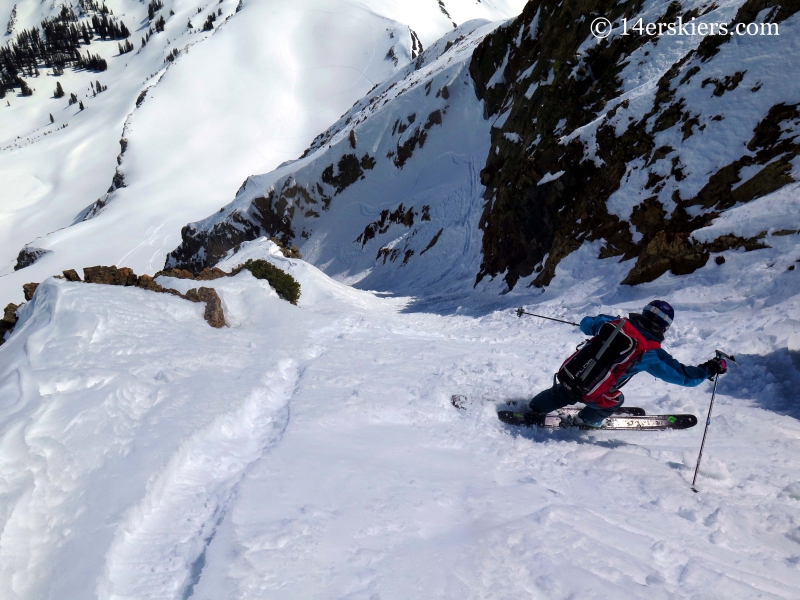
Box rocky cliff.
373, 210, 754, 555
167, 0, 800, 296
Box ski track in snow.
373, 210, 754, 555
97, 361, 298, 600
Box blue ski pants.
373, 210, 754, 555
528, 382, 624, 421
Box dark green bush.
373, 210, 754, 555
235, 259, 301, 305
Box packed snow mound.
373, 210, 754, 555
2, 234, 800, 598
0, 0, 528, 306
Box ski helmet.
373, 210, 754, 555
643, 300, 674, 332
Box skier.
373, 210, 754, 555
528, 300, 728, 427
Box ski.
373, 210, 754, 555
451, 395, 645, 416
497, 410, 697, 430
551, 406, 645, 417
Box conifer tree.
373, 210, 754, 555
54, 81, 64, 98
50, 113, 54, 123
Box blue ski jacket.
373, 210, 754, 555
579, 315, 711, 387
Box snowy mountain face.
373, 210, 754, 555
471, 0, 800, 290
166, 19, 507, 308
3, 1, 800, 599
0, 0, 527, 307
169, 0, 800, 303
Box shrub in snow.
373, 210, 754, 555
233, 259, 301, 305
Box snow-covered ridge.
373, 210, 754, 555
166, 18, 510, 306
170, 0, 800, 305
0, 0, 528, 307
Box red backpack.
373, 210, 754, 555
557, 318, 661, 408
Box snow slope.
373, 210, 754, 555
166, 18, 511, 310
169, 0, 800, 307
1, 238, 799, 598
0, 0, 527, 306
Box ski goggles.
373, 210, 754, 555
644, 305, 673, 326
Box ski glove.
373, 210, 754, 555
701, 357, 727, 378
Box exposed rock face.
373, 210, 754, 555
84, 265, 139, 286
14, 247, 51, 271
470, 0, 798, 289
163, 24, 466, 276
135, 274, 163, 292
195, 267, 228, 281
75, 266, 229, 327
22, 283, 39, 301
155, 268, 195, 280
7, 265, 235, 333
0, 303, 18, 346
197, 287, 225, 328
1, 304, 17, 327
265, 237, 302, 259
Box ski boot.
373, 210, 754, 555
573, 410, 605, 428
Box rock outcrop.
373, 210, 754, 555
470, 0, 797, 289
13, 265, 230, 330
14, 247, 51, 271
22, 283, 39, 301
191, 287, 226, 328
0, 303, 18, 346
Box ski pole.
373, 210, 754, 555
516, 307, 580, 327
691, 349, 737, 492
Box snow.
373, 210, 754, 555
2, 0, 800, 597
0, 0, 528, 307
2, 237, 800, 598
691, 183, 800, 242
175, 18, 508, 308
538, 169, 565, 185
